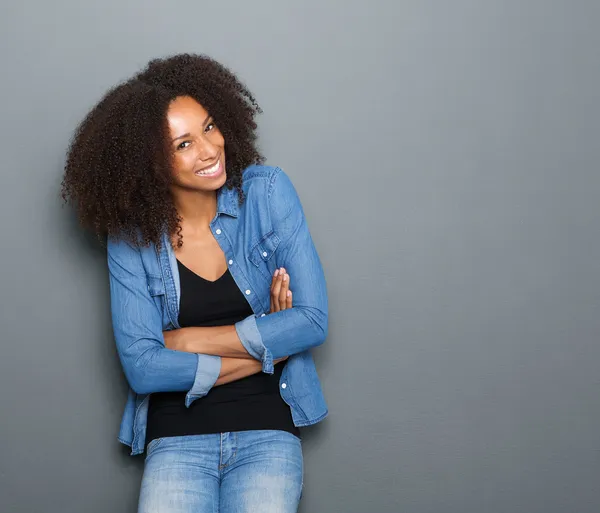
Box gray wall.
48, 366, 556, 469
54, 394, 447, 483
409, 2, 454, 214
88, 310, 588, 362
1, 1, 599, 512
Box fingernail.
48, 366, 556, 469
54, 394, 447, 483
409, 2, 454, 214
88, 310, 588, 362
287, 290, 291, 297
274, 269, 279, 277
283, 274, 288, 281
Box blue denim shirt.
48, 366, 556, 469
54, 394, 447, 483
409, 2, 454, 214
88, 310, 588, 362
107, 165, 328, 455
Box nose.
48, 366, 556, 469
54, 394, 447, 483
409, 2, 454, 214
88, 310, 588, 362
196, 137, 219, 162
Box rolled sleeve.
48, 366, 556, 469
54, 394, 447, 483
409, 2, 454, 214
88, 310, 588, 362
184, 354, 222, 407
235, 315, 274, 374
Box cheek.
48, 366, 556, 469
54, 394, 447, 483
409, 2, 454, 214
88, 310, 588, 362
172, 152, 195, 175
213, 130, 226, 149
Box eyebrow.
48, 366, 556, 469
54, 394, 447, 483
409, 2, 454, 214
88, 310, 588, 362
171, 114, 212, 143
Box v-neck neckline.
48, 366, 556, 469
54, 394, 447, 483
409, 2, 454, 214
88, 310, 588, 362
176, 259, 229, 284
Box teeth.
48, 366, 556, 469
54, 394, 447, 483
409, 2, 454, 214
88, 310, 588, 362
196, 161, 220, 176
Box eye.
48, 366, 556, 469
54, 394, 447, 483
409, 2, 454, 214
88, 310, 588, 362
177, 140, 192, 150
205, 122, 216, 133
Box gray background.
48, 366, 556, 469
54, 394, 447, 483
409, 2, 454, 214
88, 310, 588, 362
1, 1, 599, 512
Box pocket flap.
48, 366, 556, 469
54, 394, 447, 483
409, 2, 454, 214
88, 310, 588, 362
249, 233, 281, 267
147, 275, 165, 296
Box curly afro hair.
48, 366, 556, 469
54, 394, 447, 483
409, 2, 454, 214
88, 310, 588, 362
62, 53, 264, 247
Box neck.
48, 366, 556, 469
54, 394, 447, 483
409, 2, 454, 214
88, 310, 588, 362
172, 187, 218, 227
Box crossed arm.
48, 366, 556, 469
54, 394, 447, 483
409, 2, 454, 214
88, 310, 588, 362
167, 268, 294, 387
107, 238, 300, 397
108, 169, 328, 398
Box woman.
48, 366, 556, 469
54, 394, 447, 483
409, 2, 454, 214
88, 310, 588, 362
62, 53, 328, 512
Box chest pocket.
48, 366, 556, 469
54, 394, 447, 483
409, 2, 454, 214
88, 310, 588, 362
248, 232, 281, 281
147, 275, 169, 328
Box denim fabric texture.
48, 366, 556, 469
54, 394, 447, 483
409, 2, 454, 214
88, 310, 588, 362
138, 430, 303, 513
107, 165, 328, 455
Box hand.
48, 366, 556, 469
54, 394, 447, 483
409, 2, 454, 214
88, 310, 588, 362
270, 267, 292, 313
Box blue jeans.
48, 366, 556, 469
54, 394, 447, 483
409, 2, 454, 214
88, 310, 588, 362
138, 430, 303, 513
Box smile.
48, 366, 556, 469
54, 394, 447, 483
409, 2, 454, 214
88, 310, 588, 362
194, 159, 223, 177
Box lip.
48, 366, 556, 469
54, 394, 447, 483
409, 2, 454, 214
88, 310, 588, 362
194, 157, 223, 178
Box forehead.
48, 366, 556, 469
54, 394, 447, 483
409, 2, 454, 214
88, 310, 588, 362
167, 96, 209, 132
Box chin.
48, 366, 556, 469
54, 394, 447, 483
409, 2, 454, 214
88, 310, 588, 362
178, 172, 228, 192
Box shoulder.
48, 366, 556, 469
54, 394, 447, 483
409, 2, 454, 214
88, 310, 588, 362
242, 164, 301, 219
107, 236, 135, 255
106, 237, 141, 273
106, 234, 157, 272
241, 163, 280, 198
241, 163, 279, 183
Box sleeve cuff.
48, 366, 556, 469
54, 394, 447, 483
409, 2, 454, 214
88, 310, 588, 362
235, 315, 274, 374
185, 354, 221, 407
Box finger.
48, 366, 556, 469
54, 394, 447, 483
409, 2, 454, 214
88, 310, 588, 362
271, 270, 284, 312
270, 268, 280, 293
271, 267, 285, 289
271, 290, 280, 312
286, 289, 292, 309
278, 268, 290, 310
279, 272, 290, 308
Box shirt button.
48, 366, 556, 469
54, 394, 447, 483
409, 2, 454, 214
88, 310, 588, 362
281, 383, 287, 389
228, 260, 233, 265
262, 251, 268, 257
215, 229, 222, 235
260, 313, 266, 317
245, 289, 251, 295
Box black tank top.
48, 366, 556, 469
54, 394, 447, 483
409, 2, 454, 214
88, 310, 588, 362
145, 260, 298, 447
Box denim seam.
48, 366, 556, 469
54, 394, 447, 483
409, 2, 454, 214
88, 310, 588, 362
145, 437, 164, 455
218, 432, 238, 470
131, 395, 148, 454
294, 409, 329, 428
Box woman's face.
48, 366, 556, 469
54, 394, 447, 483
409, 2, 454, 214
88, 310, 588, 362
167, 95, 227, 192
